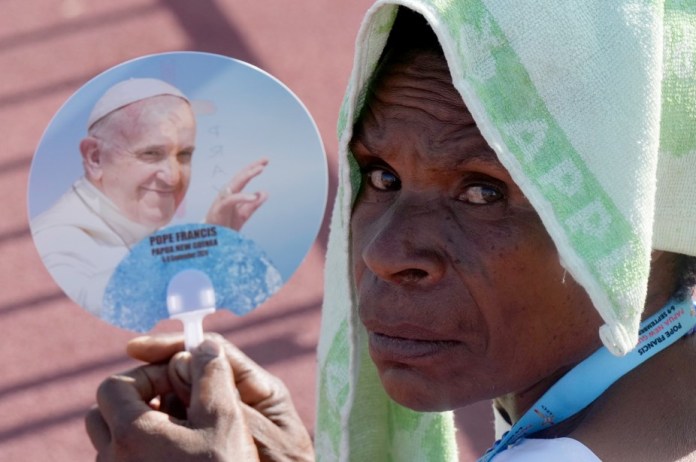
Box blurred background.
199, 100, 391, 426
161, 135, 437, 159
0, 1, 492, 460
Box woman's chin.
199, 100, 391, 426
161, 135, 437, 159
378, 366, 454, 412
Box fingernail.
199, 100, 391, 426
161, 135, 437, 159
198, 339, 221, 357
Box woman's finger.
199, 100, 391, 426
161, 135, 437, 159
96, 364, 173, 431
168, 351, 193, 407
85, 406, 111, 450
220, 340, 277, 406
187, 340, 239, 428
126, 334, 185, 363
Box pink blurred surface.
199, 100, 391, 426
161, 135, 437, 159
0, 1, 493, 460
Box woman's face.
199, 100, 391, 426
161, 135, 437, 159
350, 51, 603, 412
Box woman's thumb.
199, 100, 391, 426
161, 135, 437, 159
187, 339, 240, 427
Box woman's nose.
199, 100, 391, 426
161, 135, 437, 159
358, 199, 447, 287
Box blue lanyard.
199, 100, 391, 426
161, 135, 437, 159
479, 297, 696, 462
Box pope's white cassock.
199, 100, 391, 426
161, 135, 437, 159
31, 177, 155, 315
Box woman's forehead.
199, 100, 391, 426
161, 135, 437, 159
372, 51, 465, 115
352, 50, 502, 170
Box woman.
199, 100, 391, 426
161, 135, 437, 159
86, 2, 696, 461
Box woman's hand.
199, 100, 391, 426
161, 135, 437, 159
85, 339, 259, 461
87, 333, 315, 462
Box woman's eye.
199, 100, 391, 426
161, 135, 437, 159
459, 184, 504, 204
366, 168, 400, 191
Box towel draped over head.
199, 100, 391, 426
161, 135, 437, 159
316, 0, 696, 460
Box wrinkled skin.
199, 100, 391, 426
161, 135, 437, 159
349, 50, 605, 415
85, 335, 314, 462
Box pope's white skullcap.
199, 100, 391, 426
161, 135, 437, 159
87, 78, 189, 129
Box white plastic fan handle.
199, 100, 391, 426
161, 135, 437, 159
166, 269, 217, 351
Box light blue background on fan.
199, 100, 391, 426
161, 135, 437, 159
102, 224, 283, 332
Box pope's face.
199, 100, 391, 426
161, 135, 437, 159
350, 51, 603, 412
86, 95, 196, 228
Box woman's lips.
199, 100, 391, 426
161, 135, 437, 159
367, 331, 461, 363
